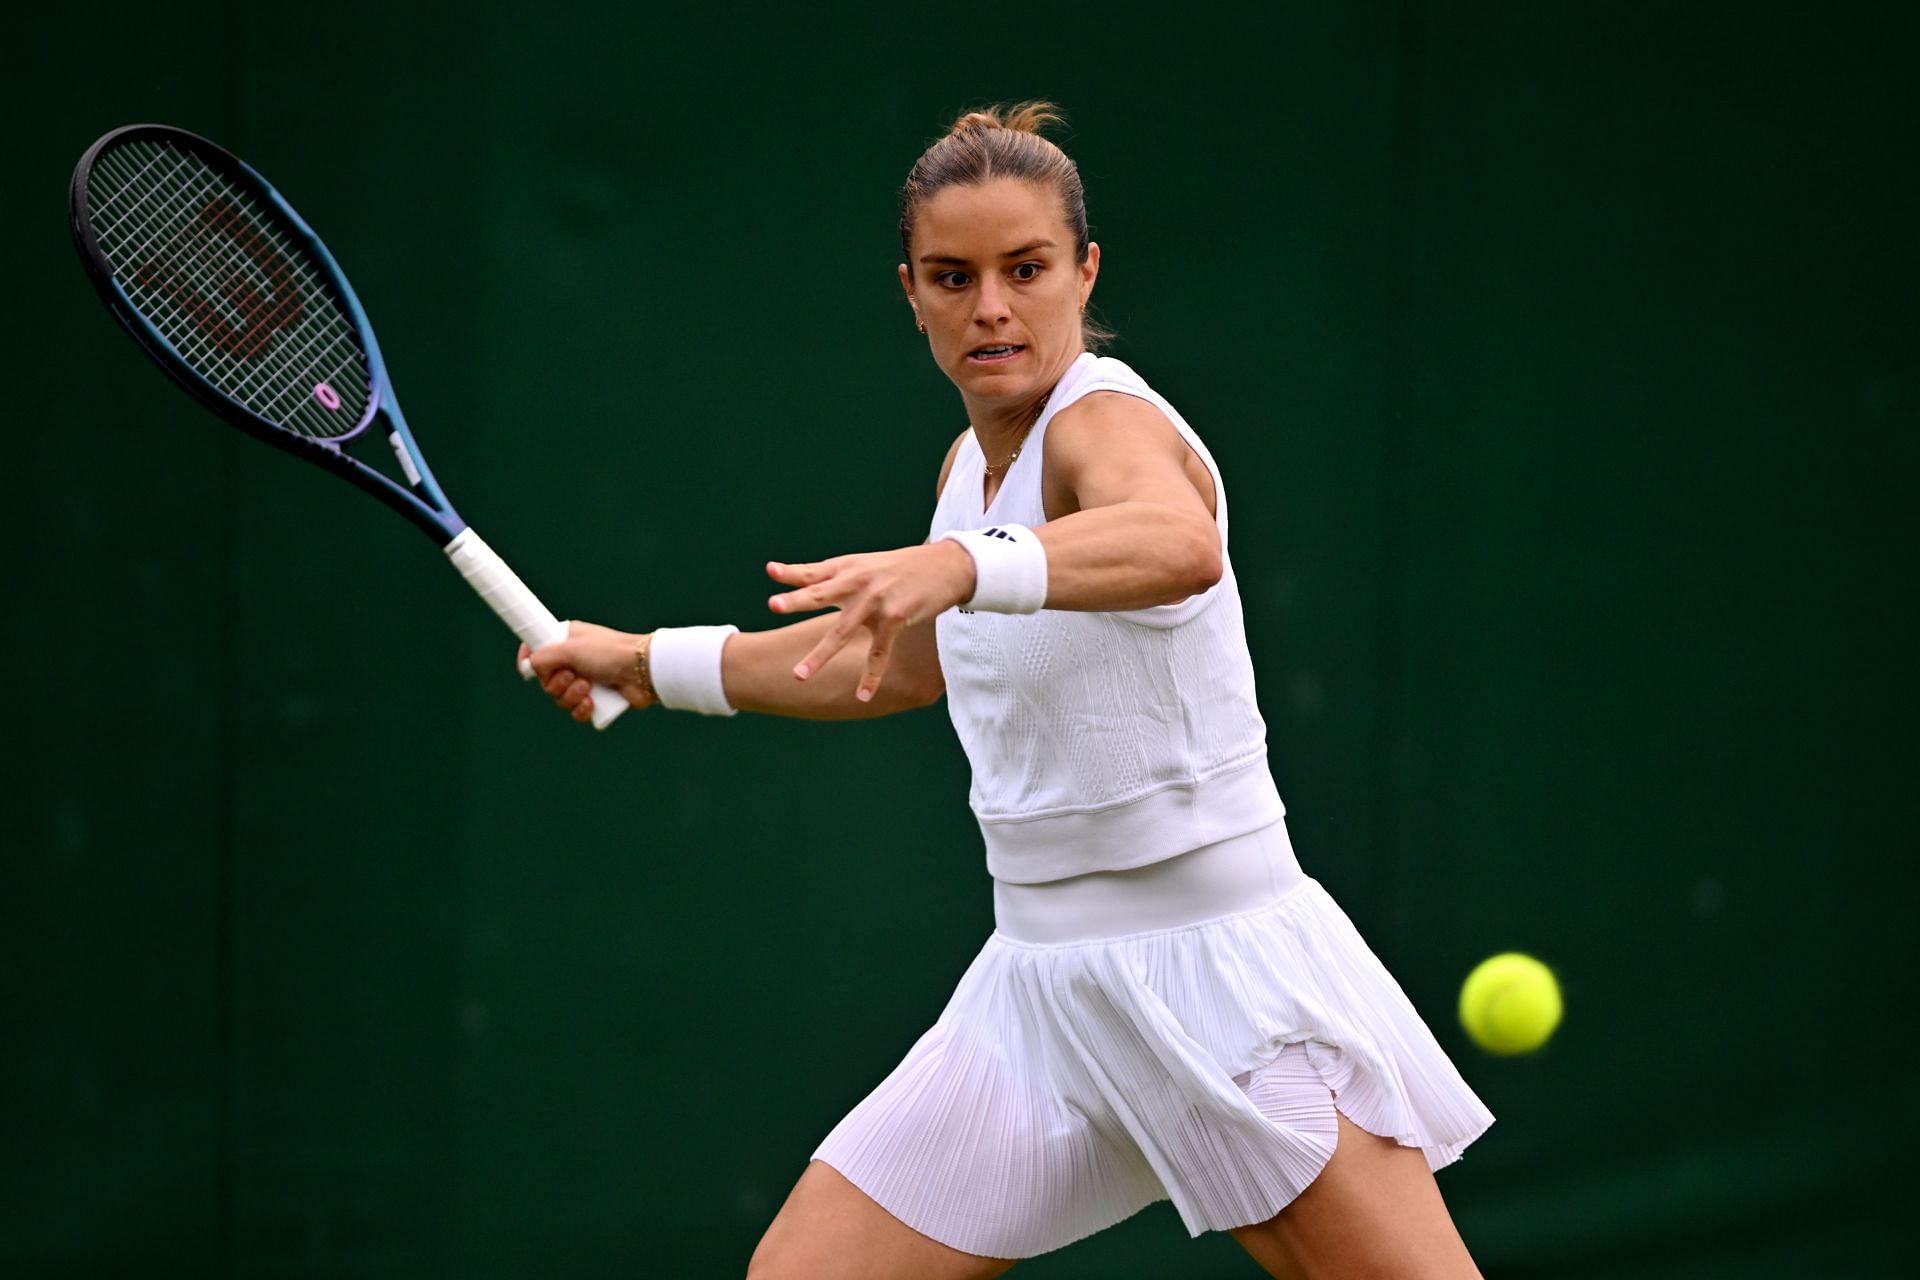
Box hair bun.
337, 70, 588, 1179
946, 101, 1064, 138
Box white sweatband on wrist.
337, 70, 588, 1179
939, 524, 1049, 615
647, 625, 740, 716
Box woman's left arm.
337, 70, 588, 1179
766, 392, 1221, 698
1028, 391, 1223, 612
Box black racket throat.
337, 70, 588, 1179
282, 407, 470, 545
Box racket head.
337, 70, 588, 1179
71, 123, 394, 447
71, 124, 461, 541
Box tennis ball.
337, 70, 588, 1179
1459, 952, 1562, 1056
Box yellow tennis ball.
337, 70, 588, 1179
1459, 952, 1562, 1055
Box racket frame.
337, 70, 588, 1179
70, 124, 630, 729
70, 123, 463, 546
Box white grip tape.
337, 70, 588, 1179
939, 524, 1048, 614
444, 528, 628, 731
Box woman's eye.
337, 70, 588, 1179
937, 270, 971, 288
1012, 262, 1042, 281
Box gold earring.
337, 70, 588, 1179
916, 316, 927, 334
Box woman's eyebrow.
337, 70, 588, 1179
918, 239, 1059, 265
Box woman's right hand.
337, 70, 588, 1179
518, 621, 658, 722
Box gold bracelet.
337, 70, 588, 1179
633, 633, 656, 702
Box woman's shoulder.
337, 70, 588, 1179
1057, 350, 1145, 393
1047, 353, 1176, 432
1050, 352, 1175, 417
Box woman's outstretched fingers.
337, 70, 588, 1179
767, 559, 832, 584
794, 615, 859, 681
767, 559, 844, 616
859, 625, 895, 701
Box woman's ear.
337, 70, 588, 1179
899, 264, 924, 332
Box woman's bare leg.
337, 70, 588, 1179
1229, 1110, 1483, 1280
747, 1160, 1018, 1280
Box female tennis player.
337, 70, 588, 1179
523, 104, 1495, 1279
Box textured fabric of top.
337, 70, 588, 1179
929, 352, 1285, 882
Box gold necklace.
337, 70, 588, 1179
981, 399, 1047, 479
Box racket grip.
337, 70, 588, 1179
444, 528, 628, 730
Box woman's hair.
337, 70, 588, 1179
900, 102, 1115, 349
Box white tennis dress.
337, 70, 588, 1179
811, 353, 1495, 1258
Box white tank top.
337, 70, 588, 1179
929, 352, 1285, 884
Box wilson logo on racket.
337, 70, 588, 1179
132, 197, 304, 361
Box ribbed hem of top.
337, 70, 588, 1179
980, 753, 1286, 885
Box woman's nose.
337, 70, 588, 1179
972, 278, 1010, 324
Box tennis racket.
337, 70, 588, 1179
69, 123, 627, 729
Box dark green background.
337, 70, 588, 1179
5, 2, 1915, 1276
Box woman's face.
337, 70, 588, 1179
899, 178, 1099, 410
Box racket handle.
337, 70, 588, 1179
444, 528, 628, 730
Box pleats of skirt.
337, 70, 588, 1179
810, 875, 1497, 1259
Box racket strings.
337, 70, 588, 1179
117, 169, 349, 414
99, 143, 367, 434
129, 195, 305, 367
86, 138, 372, 439
94, 150, 312, 396
94, 143, 364, 429
105, 158, 363, 431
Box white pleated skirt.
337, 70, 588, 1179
810, 818, 1497, 1259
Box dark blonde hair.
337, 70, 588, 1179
900, 102, 1115, 349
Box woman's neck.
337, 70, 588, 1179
969, 393, 1048, 460
965, 349, 1084, 457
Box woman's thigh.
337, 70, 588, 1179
747, 1160, 1018, 1280
1228, 1110, 1483, 1280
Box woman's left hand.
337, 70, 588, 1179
765, 541, 975, 701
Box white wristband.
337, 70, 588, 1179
939, 524, 1048, 614
647, 625, 740, 716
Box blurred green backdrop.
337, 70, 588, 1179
4, 1, 1915, 1276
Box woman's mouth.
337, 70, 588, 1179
967, 343, 1026, 364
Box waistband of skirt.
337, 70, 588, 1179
991, 817, 1309, 946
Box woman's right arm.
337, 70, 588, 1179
521, 611, 944, 724
524, 429, 967, 725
